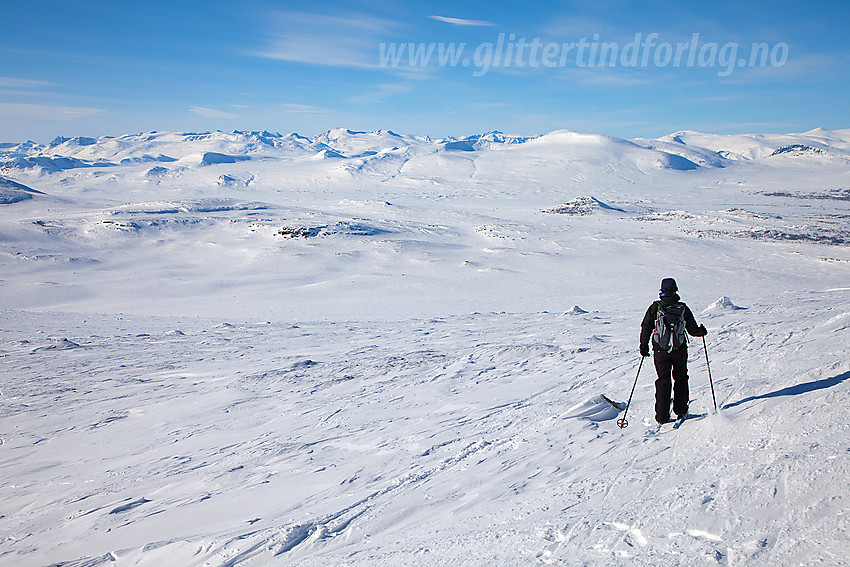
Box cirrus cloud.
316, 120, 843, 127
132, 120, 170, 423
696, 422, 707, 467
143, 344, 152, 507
254, 11, 401, 70
281, 103, 327, 114
0, 102, 104, 120
189, 106, 241, 119
428, 15, 495, 27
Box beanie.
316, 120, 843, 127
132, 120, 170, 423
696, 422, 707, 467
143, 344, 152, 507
660, 278, 678, 296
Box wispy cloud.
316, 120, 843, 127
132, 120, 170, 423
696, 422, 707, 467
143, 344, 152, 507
693, 94, 748, 104
0, 102, 104, 120
729, 52, 844, 83
464, 101, 515, 110
0, 76, 57, 89
0, 76, 62, 97
345, 84, 411, 105
189, 106, 240, 119
557, 68, 654, 87
254, 11, 401, 69
428, 15, 495, 27
281, 103, 326, 114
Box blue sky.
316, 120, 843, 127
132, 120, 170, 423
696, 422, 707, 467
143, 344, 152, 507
1, 0, 847, 142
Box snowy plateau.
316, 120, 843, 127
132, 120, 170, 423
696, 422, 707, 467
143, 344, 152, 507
0, 126, 849, 566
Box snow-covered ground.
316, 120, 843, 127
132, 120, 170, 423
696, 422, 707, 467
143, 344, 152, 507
1, 127, 849, 565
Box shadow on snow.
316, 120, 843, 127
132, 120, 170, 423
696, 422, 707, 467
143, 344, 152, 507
724, 371, 850, 410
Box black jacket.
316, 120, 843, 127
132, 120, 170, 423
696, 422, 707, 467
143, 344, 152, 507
640, 293, 703, 351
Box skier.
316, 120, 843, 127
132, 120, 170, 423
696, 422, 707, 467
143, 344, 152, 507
639, 278, 707, 425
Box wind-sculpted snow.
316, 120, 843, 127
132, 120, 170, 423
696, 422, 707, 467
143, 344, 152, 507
563, 395, 624, 421
1, 298, 848, 566
0, 126, 849, 565
703, 296, 745, 312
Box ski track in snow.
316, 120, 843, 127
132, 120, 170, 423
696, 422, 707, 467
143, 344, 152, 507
1, 128, 849, 565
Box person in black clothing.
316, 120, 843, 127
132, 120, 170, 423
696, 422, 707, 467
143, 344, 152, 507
639, 278, 707, 425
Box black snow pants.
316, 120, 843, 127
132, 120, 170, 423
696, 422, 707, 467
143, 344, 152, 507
653, 346, 689, 424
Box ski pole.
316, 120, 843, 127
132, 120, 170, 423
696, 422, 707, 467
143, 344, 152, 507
617, 356, 644, 429
703, 335, 717, 413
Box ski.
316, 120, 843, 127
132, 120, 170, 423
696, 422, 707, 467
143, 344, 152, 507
646, 422, 665, 435
648, 415, 686, 435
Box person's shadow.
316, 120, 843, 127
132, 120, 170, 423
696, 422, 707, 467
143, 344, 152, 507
724, 370, 850, 410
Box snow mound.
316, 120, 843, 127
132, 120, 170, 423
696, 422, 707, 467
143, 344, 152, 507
544, 196, 625, 215
768, 144, 826, 157
309, 148, 346, 160
200, 152, 250, 166
655, 152, 700, 170
563, 395, 623, 421
217, 174, 244, 187
704, 296, 745, 312
31, 338, 83, 353
565, 305, 589, 315
144, 166, 169, 178
276, 221, 392, 239
120, 154, 177, 165
443, 141, 476, 152
529, 129, 626, 147
631, 137, 726, 167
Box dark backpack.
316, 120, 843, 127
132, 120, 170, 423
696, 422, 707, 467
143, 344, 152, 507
652, 301, 688, 352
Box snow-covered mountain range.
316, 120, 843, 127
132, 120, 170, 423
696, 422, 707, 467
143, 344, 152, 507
1, 126, 849, 566
3, 127, 850, 176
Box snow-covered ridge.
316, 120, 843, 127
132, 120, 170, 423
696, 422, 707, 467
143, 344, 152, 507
0, 176, 43, 204
3, 127, 848, 174
651, 127, 850, 161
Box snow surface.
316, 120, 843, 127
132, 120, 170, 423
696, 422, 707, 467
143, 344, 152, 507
1, 127, 849, 566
